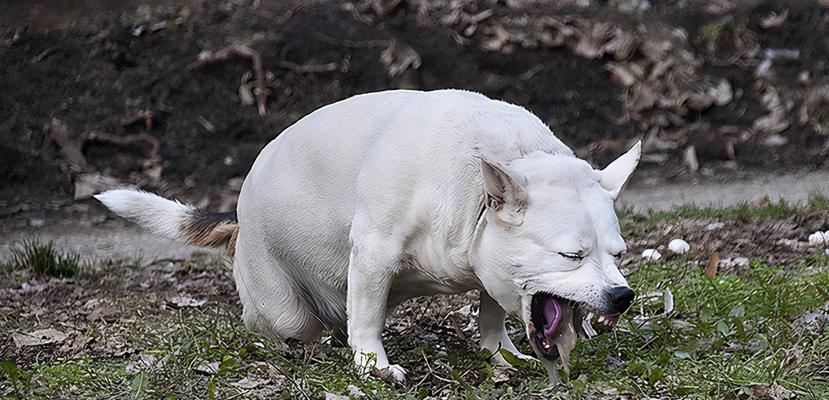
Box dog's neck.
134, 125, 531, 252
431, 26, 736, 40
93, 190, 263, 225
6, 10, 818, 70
465, 201, 489, 287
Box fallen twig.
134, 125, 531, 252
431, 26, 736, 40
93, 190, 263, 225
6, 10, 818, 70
313, 32, 391, 49
120, 109, 153, 131
278, 60, 339, 73
187, 45, 268, 116
31, 47, 55, 64
85, 130, 160, 160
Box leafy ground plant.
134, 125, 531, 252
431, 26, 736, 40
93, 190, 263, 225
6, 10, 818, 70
1, 205, 828, 399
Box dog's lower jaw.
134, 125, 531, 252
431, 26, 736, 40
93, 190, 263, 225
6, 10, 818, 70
539, 357, 563, 387
479, 292, 536, 365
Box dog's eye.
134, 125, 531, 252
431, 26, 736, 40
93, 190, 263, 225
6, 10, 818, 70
558, 252, 584, 260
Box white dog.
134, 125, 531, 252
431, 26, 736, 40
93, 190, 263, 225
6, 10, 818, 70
96, 89, 639, 385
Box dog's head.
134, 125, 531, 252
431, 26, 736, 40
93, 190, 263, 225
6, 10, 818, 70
470, 142, 640, 373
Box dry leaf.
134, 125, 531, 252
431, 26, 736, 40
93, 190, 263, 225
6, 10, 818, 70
168, 295, 207, 308
13, 328, 68, 347
230, 377, 270, 389
194, 361, 220, 375
324, 392, 349, 400
663, 288, 675, 314
706, 252, 720, 278
752, 383, 795, 399
491, 364, 514, 383
380, 41, 421, 78
759, 9, 788, 29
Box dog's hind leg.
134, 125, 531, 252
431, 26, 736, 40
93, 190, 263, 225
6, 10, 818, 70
479, 291, 535, 365
233, 232, 324, 343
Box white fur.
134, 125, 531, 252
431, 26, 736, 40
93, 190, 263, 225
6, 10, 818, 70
94, 189, 194, 241
597, 141, 641, 199
99, 89, 640, 385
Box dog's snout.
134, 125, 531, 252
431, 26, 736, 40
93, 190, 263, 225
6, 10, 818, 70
606, 286, 635, 314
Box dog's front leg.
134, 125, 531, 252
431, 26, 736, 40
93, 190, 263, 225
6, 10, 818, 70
479, 291, 535, 365
346, 241, 406, 383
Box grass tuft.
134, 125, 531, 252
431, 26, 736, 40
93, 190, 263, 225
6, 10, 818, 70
620, 194, 829, 228
7, 238, 80, 278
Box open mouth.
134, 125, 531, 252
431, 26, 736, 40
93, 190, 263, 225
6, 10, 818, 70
528, 292, 621, 360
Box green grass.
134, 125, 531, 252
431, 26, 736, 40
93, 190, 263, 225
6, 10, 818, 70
5, 238, 80, 278
569, 255, 829, 398
618, 193, 829, 229
3, 255, 826, 399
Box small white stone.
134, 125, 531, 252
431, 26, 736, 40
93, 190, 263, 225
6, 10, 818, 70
706, 222, 725, 231
667, 239, 691, 254
733, 257, 749, 267
641, 249, 662, 261
719, 257, 750, 269
808, 231, 829, 246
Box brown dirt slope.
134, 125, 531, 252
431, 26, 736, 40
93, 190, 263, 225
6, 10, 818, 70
1, 0, 828, 212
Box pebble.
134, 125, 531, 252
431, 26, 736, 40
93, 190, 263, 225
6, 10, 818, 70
641, 249, 662, 261
667, 239, 690, 254
808, 231, 829, 246
705, 222, 725, 231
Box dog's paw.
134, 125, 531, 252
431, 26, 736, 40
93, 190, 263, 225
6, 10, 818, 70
386, 364, 406, 383
372, 364, 406, 383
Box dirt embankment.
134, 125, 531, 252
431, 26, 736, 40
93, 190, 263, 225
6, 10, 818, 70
1, 0, 828, 216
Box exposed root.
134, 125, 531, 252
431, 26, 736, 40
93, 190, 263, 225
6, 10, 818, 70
278, 60, 339, 73
49, 118, 88, 172
187, 45, 268, 116
85, 131, 160, 161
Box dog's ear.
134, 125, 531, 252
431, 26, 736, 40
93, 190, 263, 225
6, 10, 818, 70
481, 158, 528, 227
597, 140, 641, 199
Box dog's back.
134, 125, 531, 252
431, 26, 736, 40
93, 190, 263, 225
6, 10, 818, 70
237, 89, 571, 287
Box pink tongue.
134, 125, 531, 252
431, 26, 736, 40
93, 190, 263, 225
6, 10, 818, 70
543, 297, 562, 336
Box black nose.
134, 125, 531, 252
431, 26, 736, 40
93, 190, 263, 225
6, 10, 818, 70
606, 286, 635, 314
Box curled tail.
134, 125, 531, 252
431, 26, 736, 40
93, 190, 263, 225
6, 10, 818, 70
94, 189, 239, 257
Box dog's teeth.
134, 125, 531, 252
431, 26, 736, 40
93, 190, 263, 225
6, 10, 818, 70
598, 316, 605, 323
587, 312, 595, 321
582, 319, 598, 338
543, 341, 551, 349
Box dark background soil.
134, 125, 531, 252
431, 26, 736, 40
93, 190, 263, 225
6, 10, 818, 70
2, 0, 828, 215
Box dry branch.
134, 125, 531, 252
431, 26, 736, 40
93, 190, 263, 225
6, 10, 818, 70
187, 45, 268, 116
278, 60, 339, 73
85, 131, 160, 160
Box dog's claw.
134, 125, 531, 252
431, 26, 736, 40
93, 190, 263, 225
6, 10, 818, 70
381, 364, 406, 383
366, 362, 407, 383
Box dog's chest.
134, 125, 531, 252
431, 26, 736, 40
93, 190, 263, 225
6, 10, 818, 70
389, 265, 478, 307
387, 241, 479, 306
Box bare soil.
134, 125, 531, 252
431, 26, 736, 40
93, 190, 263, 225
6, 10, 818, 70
2, 0, 829, 216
